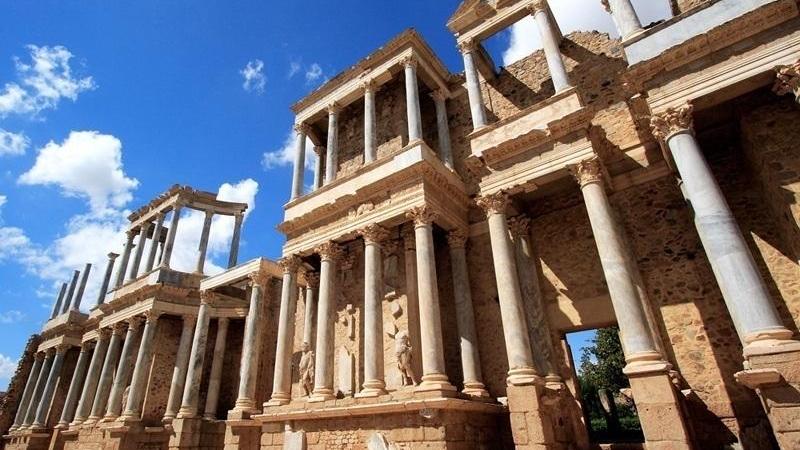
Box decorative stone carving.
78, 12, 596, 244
298, 342, 315, 397
446, 229, 468, 249
476, 191, 510, 216
248, 270, 270, 288
98, 327, 112, 340
111, 321, 127, 336
569, 157, 604, 188
456, 38, 476, 54
507, 216, 531, 239
142, 310, 160, 323
278, 255, 302, 273
649, 103, 695, 142
773, 61, 800, 102
199, 290, 215, 305
400, 54, 417, 69
305, 271, 320, 289
326, 102, 341, 115
358, 224, 389, 244
127, 315, 145, 331
293, 122, 311, 135
315, 242, 343, 262
527, 0, 548, 14
406, 205, 437, 226
395, 330, 418, 387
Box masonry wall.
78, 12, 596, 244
0, 334, 40, 434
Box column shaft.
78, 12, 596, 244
10, 353, 43, 430
72, 333, 109, 425
228, 213, 244, 268
96, 254, 118, 306
33, 346, 68, 428
88, 327, 124, 421
432, 92, 454, 169
311, 246, 340, 402
115, 233, 135, 287
50, 283, 67, 319
121, 313, 159, 420
313, 147, 324, 190
269, 258, 300, 404
57, 344, 93, 427
235, 278, 263, 412
302, 275, 318, 348
290, 126, 307, 200
145, 213, 165, 272
402, 229, 423, 383
195, 210, 214, 274
62, 270, 80, 314
71, 263, 92, 311
128, 227, 147, 281
325, 107, 339, 183
532, 6, 572, 93
404, 58, 423, 142
22, 352, 54, 426
460, 45, 488, 129
364, 83, 377, 163
359, 226, 388, 396
105, 319, 142, 420
161, 205, 182, 268
164, 315, 195, 420
203, 318, 229, 419
178, 300, 211, 418
605, 0, 643, 39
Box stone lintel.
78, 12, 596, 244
735, 368, 784, 389
128, 184, 248, 231
451, 0, 537, 48
198, 257, 282, 292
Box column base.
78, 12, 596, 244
68, 418, 86, 427
100, 413, 118, 423
506, 367, 542, 386
462, 380, 490, 398
53, 422, 68, 430
116, 412, 141, 424
415, 373, 457, 394
176, 406, 198, 419
308, 388, 336, 403
233, 397, 256, 411
264, 392, 291, 407
355, 380, 387, 398
742, 332, 800, 357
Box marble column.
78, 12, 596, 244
72, 329, 110, 425
363, 80, 377, 164
447, 230, 489, 397
313, 146, 324, 190
9, 352, 44, 430
458, 40, 488, 130
104, 316, 144, 420
164, 315, 196, 421
178, 295, 212, 418
291, 123, 308, 201
530, 1, 572, 93
71, 263, 92, 311
402, 226, 423, 383
234, 273, 265, 412
115, 231, 135, 287
145, 213, 166, 272
651, 105, 799, 354
62, 270, 80, 314
228, 212, 244, 268
96, 253, 118, 306
56, 342, 93, 428
32, 344, 70, 428
477, 192, 539, 386
269, 256, 302, 405
310, 244, 342, 402
87, 323, 125, 423
120, 311, 160, 421
50, 283, 67, 319
161, 204, 182, 268
773, 61, 800, 103
325, 104, 340, 184
601, 0, 642, 39
128, 226, 148, 281
431, 90, 454, 170
303, 272, 319, 349
403, 55, 423, 142
406, 206, 455, 392
357, 224, 389, 397
203, 318, 229, 419
22, 350, 54, 427
195, 210, 214, 274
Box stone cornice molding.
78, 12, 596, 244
278, 255, 302, 274
406, 205, 438, 227
569, 157, 604, 189
650, 103, 694, 143
315, 242, 344, 262
127, 185, 247, 230
358, 224, 390, 245
773, 60, 800, 100
476, 192, 510, 216
446, 229, 468, 249
507, 216, 531, 238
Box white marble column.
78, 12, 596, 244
477, 192, 539, 386
87, 323, 125, 423
128, 225, 148, 281
310, 244, 342, 402
530, 1, 572, 93
234, 273, 265, 413
430, 90, 454, 170
161, 204, 183, 268
178, 295, 212, 418
651, 105, 800, 354
145, 213, 165, 272
363, 80, 378, 164
62, 270, 80, 314
104, 317, 144, 420
164, 315, 196, 421
56, 342, 93, 428
96, 253, 118, 306
115, 232, 135, 287
50, 283, 67, 319
32, 344, 69, 428
357, 224, 389, 397
195, 210, 214, 274
325, 104, 340, 184
458, 40, 488, 130
313, 146, 324, 190
773, 61, 800, 103
22, 350, 54, 427
9, 352, 44, 430
291, 123, 308, 201
406, 206, 455, 392
403, 55, 423, 143
601, 0, 643, 39
447, 230, 489, 397
401, 227, 423, 389
120, 311, 160, 421
72, 329, 110, 425
228, 212, 244, 269
303, 272, 319, 349
203, 318, 229, 419
70, 263, 91, 311
268, 256, 302, 405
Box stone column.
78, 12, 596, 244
56, 342, 93, 428
161, 204, 182, 268
164, 315, 196, 421
32, 344, 69, 429
22, 350, 54, 427
303, 272, 319, 349
403, 55, 423, 142
268, 256, 302, 405
476, 193, 539, 386
178, 295, 212, 418
203, 318, 229, 419
458, 40, 488, 130
310, 244, 342, 402
529, 1, 572, 93
357, 224, 389, 397
313, 146, 324, 190
363, 80, 377, 164
447, 230, 489, 397
72, 329, 110, 425
195, 210, 214, 274
430, 90, 454, 170
291, 123, 308, 200
325, 104, 340, 184
62, 270, 80, 314
120, 311, 160, 421
406, 206, 455, 392
402, 226, 423, 379
234, 273, 266, 413
71, 263, 92, 311
50, 283, 67, 319
10, 352, 44, 430
228, 212, 244, 268
601, 0, 642, 39
87, 323, 125, 423
145, 213, 166, 272
128, 225, 148, 281
96, 253, 118, 306
773, 61, 800, 104
115, 231, 135, 287
104, 316, 144, 420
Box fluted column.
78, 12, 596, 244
96, 253, 118, 306
234, 273, 266, 412
303, 272, 319, 349
228, 212, 244, 268
161, 204, 182, 268
145, 213, 165, 272
104, 316, 144, 420
313, 146, 324, 190
50, 283, 67, 319
71, 263, 92, 311
62, 270, 80, 314
363, 80, 377, 164
601, 0, 642, 39
268, 256, 302, 405
32, 344, 69, 429
291, 123, 308, 201
406, 206, 455, 392
431, 90, 454, 170
22, 350, 54, 427
72, 329, 110, 425
325, 104, 340, 184
120, 311, 160, 421
10, 352, 44, 430
403, 55, 423, 142
529, 0, 572, 93
128, 226, 148, 281
447, 230, 489, 397
203, 318, 229, 419
195, 210, 214, 274
178, 294, 212, 418
115, 231, 135, 287
477, 192, 539, 386
56, 342, 93, 428
164, 315, 196, 421
310, 244, 343, 402
357, 225, 389, 397
87, 323, 125, 423
774, 61, 800, 103
458, 40, 488, 130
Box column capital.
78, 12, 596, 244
429, 90, 447, 103
55, 343, 71, 354
293, 122, 311, 135
80, 341, 95, 352
361, 78, 379, 93
315, 242, 344, 262
125, 229, 138, 239
446, 229, 468, 249
527, 0, 548, 14
182, 314, 197, 329
406, 205, 438, 227
569, 157, 605, 188
34, 351, 46, 361
600, 0, 611, 12
142, 310, 161, 324
401, 224, 416, 250
773, 60, 800, 99
305, 271, 320, 288
358, 224, 390, 245
111, 321, 127, 336
45, 347, 57, 357
401, 54, 418, 69
326, 102, 341, 115
476, 192, 510, 216
107, 252, 119, 260
200, 290, 216, 305
278, 255, 303, 273
456, 38, 477, 54
650, 103, 695, 143
312, 145, 325, 156
507, 215, 531, 238
98, 327, 112, 340
248, 270, 270, 288
127, 315, 145, 331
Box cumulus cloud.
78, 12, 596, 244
0, 354, 17, 389
0, 45, 95, 119
261, 131, 316, 170
305, 63, 323, 83
240, 59, 265, 94
0, 310, 24, 324
18, 131, 140, 214
0, 129, 29, 156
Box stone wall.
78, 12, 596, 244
143, 316, 181, 424
0, 334, 40, 434
673, 0, 709, 15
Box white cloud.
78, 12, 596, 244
288, 61, 302, 79
0, 354, 17, 389
261, 131, 316, 170
0, 195, 6, 210
0, 310, 24, 324
0, 45, 95, 119
0, 129, 29, 156
305, 63, 323, 83
240, 59, 265, 94
18, 131, 140, 214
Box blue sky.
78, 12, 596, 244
0, 0, 670, 388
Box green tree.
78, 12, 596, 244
579, 326, 628, 393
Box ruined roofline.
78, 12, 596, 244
126, 184, 248, 226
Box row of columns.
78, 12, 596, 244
48, 264, 93, 319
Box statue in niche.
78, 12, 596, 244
299, 342, 315, 397
395, 330, 418, 387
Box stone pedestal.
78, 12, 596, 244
168, 417, 203, 450
625, 365, 692, 450
506, 385, 558, 449
223, 421, 260, 450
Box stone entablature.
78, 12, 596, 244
448, 0, 560, 48
127, 184, 247, 230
